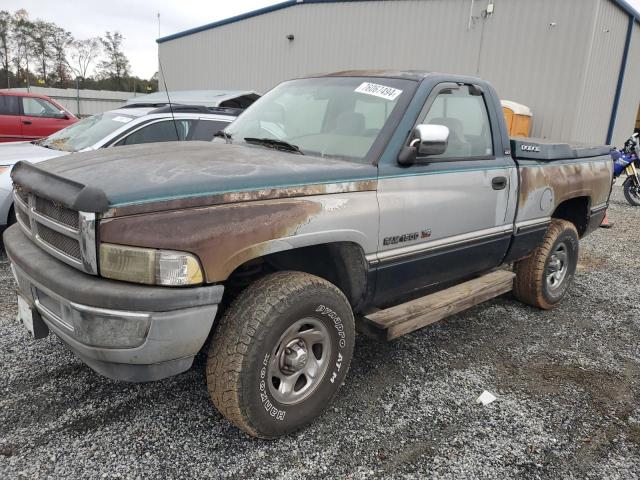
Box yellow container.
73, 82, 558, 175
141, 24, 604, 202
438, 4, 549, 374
501, 100, 532, 137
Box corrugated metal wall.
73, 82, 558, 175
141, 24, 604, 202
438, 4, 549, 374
612, 21, 640, 145
8, 87, 144, 117
574, 0, 631, 144
159, 0, 640, 143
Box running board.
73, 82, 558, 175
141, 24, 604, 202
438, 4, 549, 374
358, 270, 515, 341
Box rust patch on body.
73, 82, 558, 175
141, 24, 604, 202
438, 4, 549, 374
104, 180, 377, 218
100, 199, 323, 282
518, 160, 612, 215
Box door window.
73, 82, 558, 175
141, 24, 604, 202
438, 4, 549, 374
191, 120, 231, 141
422, 86, 493, 158
0, 95, 20, 115
117, 119, 197, 146
22, 97, 62, 118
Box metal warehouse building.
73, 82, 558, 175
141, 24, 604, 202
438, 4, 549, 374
157, 0, 640, 146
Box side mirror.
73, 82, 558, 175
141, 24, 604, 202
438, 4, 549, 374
412, 124, 449, 156
397, 124, 449, 166
56, 110, 70, 119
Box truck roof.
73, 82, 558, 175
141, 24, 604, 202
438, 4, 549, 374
308, 70, 489, 86
318, 70, 432, 81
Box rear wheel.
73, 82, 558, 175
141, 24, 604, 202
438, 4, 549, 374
623, 177, 640, 206
206, 271, 355, 438
513, 219, 579, 309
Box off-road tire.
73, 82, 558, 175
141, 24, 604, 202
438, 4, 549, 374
513, 219, 579, 310
623, 177, 640, 206
206, 271, 355, 439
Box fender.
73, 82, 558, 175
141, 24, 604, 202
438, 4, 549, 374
99, 192, 378, 283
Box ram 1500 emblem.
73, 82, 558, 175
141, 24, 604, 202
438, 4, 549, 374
383, 232, 419, 246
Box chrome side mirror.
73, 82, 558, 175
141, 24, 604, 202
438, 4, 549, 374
397, 124, 450, 166
411, 124, 449, 156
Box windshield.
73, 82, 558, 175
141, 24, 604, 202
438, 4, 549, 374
224, 77, 414, 161
37, 112, 135, 152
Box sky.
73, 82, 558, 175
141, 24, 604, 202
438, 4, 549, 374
2, 0, 279, 79
4, 0, 640, 80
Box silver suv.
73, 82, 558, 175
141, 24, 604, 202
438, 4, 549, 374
0, 103, 240, 226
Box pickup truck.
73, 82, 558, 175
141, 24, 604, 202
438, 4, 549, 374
3, 71, 613, 439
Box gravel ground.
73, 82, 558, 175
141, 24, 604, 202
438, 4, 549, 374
1, 186, 639, 479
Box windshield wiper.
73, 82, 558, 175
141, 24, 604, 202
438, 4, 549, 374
243, 137, 304, 155
214, 130, 233, 143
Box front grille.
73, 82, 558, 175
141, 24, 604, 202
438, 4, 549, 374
12, 186, 97, 274
16, 188, 28, 204
37, 224, 82, 260
35, 197, 79, 229
16, 208, 31, 231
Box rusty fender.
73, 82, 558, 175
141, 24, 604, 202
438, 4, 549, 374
99, 198, 328, 283
517, 159, 612, 221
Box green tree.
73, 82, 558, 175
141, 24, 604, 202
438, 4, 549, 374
12, 9, 33, 88
0, 10, 12, 88
98, 31, 130, 89
30, 19, 55, 84
49, 26, 72, 86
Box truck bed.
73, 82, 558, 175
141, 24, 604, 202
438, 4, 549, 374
510, 137, 611, 161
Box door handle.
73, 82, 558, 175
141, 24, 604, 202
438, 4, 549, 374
492, 176, 507, 190
22, 120, 32, 125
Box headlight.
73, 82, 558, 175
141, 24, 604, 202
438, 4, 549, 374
99, 243, 204, 286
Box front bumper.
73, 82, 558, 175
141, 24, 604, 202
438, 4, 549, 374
4, 225, 224, 382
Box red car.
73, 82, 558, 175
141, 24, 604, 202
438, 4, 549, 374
0, 90, 77, 143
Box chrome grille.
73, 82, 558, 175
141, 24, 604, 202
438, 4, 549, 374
35, 197, 79, 229
13, 186, 97, 275
37, 224, 82, 259
16, 207, 31, 231
16, 188, 28, 204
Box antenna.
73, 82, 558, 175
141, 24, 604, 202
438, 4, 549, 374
157, 54, 180, 141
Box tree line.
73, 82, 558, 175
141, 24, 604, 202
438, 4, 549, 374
0, 9, 158, 93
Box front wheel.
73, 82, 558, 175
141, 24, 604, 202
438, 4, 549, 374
513, 219, 579, 310
206, 271, 355, 438
623, 176, 640, 206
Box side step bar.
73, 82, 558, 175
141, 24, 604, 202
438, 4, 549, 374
358, 270, 515, 341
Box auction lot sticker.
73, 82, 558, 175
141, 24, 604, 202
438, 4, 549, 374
354, 82, 402, 101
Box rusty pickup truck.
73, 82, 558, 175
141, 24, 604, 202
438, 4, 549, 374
4, 71, 613, 438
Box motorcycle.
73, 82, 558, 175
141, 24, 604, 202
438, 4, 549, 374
611, 132, 640, 206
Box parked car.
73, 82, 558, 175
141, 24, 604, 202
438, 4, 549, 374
126, 89, 260, 109
4, 71, 613, 439
0, 90, 77, 142
0, 103, 239, 226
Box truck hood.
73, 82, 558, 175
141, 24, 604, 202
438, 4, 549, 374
12, 141, 378, 213
0, 141, 68, 165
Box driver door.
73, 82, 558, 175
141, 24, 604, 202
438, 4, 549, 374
374, 83, 515, 305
